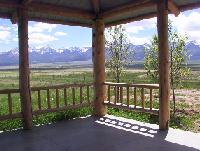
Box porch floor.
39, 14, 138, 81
0, 115, 200, 151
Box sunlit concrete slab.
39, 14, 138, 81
0, 114, 199, 151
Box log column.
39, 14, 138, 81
18, 7, 32, 129
92, 18, 107, 116
157, 0, 170, 130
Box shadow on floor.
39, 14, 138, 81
96, 116, 162, 138
0, 115, 199, 151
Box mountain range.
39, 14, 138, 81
0, 41, 200, 66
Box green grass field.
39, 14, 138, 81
0, 67, 200, 132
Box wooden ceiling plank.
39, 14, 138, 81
0, 0, 200, 26
0, 0, 19, 8
168, 0, 180, 17
100, 0, 155, 19
0, 1, 95, 20
28, 2, 95, 20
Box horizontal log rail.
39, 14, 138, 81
0, 89, 20, 94
31, 83, 94, 115
0, 83, 94, 121
104, 82, 159, 115
31, 83, 93, 91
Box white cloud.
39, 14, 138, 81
169, 12, 200, 42
29, 33, 58, 45
27, 22, 58, 45
124, 18, 156, 44
12, 37, 18, 42
128, 35, 150, 45
54, 31, 67, 36
126, 26, 144, 34
0, 26, 10, 31
12, 24, 18, 32
124, 10, 200, 44
0, 31, 11, 44
125, 17, 156, 34
28, 22, 57, 34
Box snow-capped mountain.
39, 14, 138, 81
186, 40, 200, 60
0, 46, 92, 65
0, 41, 200, 66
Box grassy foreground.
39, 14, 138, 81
0, 69, 200, 132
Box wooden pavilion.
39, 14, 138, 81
0, 0, 200, 131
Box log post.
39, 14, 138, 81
92, 18, 107, 116
157, 0, 170, 130
18, 7, 32, 129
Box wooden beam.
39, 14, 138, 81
105, 12, 156, 27
18, 6, 33, 130
100, 0, 154, 19
168, 0, 180, 17
0, 1, 95, 20
29, 2, 95, 20
29, 17, 92, 28
91, 0, 100, 14
0, 13, 92, 27
0, 0, 19, 8
0, 12, 10, 19
157, 0, 170, 130
92, 18, 107, 116
104, 0, 186, 27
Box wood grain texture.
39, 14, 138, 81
37, 90, 42, 110
8, 93, 12, 115
18, 7, 32, 130
157, 0, 170, 130
56, 89, 60, 108
92, 19, 107, 116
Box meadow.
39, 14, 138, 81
0, 66, 200, 132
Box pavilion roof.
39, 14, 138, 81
0, 0, 200, 27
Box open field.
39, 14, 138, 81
0, 67, 200, 132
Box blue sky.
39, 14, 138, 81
0, 8, 200, 52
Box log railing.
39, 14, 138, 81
0, 82, 159, 122
0, 89, 21, 121
31, 83, 93, 115
0, 83, 93, 121
104, 82, 159, 115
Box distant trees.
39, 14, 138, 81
144, 21, 191, 114
105, 25, 134, 83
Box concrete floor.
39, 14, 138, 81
0, 115, 200, 151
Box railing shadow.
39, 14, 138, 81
94, 115, 200, 151
95, 116, 165, 138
